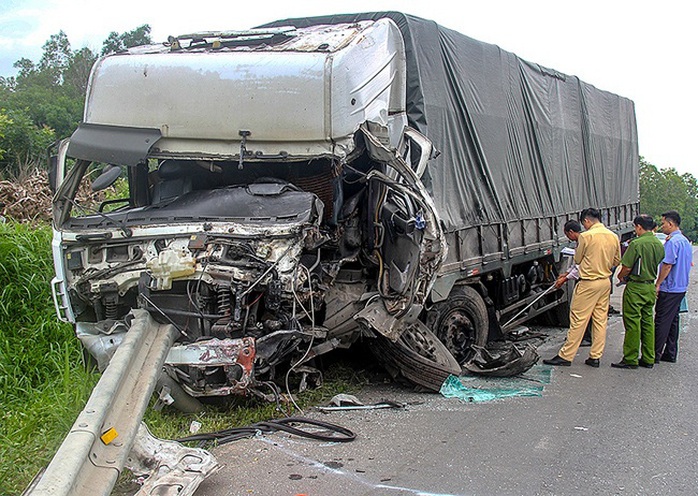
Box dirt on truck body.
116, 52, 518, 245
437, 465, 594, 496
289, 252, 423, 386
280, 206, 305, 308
50, 13, 639, 406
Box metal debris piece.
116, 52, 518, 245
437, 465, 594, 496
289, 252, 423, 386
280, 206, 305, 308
329, 394, 363, 407
462, 343, 539, 377
317, 394, 405, 412
128, 422, 221, 496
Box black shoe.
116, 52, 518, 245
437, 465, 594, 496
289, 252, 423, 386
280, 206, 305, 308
580, 339, 592, 347
611, 360, 638, 369
660, 356, 677, 363
585, 358, 600, 368
543, 355, 572, 367
638, 361, 654, 369
608, 306, 620, 315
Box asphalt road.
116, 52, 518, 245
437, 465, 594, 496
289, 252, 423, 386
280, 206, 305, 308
198, 248, 698, 496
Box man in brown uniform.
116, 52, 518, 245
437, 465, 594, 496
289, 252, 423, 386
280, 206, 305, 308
544, 208, 621, 367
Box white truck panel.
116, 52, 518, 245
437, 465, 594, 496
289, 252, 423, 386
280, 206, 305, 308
85, 51, 328, 142
329, 19, 407, 139
82, 19, 407, 158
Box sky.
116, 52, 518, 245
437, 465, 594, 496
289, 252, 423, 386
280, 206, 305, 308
1, 0, 695, 177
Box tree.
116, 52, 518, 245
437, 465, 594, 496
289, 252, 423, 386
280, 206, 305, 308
0, 112, 9, 161
64, 47, 98, 98
101, 25, 153, 55
0, 26, 151, 177
7, 85, 82, 138
38, 31, 72, 85
0, 108, 56, 177
12, 58, 36, 82
639, 157, 698, 241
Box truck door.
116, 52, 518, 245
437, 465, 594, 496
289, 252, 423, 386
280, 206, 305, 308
357, 123, 447, 322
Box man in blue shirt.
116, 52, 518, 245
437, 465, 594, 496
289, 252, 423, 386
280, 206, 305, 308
654, 210, 693, 363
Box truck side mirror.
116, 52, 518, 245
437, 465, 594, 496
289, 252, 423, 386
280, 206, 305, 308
92, 165, 123, 192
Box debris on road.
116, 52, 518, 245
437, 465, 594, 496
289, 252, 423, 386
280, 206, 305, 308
440, 365, 552, 403
315, 394, 407, 413
177, 417, 356, 448
462, 343, 540, 377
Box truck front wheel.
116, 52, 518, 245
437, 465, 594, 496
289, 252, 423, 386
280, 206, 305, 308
427, 285, 488, 364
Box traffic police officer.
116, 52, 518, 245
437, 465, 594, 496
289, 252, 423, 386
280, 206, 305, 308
612, 214, 665, 369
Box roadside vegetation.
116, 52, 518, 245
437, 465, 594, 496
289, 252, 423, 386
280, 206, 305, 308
639, 157, 698, 240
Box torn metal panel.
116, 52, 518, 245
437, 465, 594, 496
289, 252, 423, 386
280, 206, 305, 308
127, 422, 220, 496
67, 123, 161, 167
166, 337, 255, 366
165, 337, 256, 396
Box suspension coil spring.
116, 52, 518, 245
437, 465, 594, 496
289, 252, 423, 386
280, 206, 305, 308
104, 300, 118, 320
218, 286, 231, 318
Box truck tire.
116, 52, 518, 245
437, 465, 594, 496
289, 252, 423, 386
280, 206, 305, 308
427, 285, 488, 364
372, 320, 461, 392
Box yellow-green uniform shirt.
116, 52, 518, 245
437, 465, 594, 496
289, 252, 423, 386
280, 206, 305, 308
574, 222, 621, 280
620, 231, 665, 282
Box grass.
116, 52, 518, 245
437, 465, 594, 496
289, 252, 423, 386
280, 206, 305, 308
0, 221, 100, 495
0, 221, 365, 495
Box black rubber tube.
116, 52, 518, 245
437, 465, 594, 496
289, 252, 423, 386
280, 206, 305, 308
176, 416, 356, 447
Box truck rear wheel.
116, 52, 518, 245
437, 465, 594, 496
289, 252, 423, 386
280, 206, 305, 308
428, 285, 488, 364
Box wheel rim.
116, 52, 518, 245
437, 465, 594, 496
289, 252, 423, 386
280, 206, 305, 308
401, 323, 455, 368
440, 308, 477, 363
402, 327, 438, 362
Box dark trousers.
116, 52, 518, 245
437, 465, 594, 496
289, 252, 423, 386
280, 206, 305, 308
655, 291, 685, 361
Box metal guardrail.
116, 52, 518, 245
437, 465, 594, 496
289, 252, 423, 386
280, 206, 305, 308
25, 309, 178, 496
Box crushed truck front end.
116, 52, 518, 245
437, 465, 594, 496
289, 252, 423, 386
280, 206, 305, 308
50, 19, 455, 403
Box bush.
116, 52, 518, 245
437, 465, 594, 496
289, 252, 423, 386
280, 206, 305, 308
0, 108, 56, 178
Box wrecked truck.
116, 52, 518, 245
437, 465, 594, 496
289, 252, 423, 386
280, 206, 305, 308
50, 13, 639, 400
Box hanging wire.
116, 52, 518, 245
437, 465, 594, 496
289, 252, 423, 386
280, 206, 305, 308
285, 265, 316, 414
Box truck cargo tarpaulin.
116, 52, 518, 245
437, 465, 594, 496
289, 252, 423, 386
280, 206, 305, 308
261, 12, 639, 232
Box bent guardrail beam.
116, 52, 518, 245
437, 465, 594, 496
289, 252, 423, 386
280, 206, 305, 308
26, 309, 178, 496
